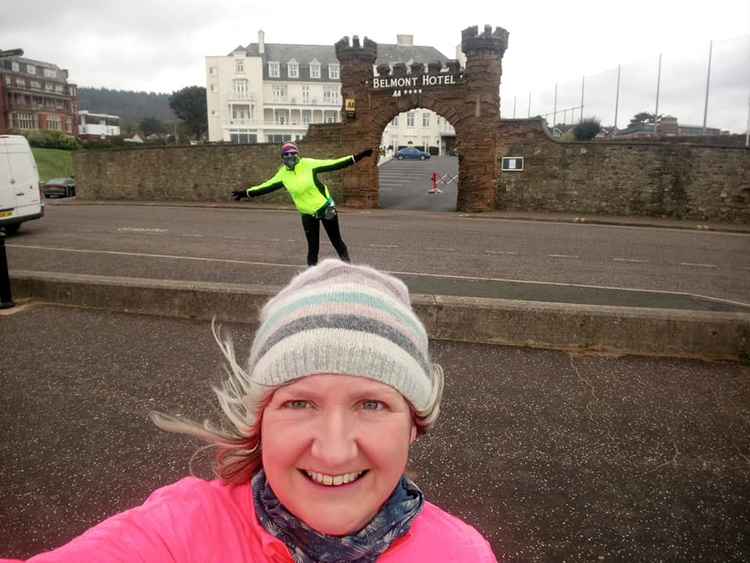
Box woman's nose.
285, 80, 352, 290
310, 410, 358, 467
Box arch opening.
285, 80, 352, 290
377, 107, 458, 212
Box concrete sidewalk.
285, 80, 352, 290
1, 305, 749, 562
9, 269, 750, 361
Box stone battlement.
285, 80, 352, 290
461, 25, 509, 56
373, 59, 462, 77
334, 35, 377, 61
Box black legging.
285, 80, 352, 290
301, 213, 350, 266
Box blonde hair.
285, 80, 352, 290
151, 320, 445, 485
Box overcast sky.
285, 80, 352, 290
3, 0, 749, 132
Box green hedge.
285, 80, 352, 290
12, 129, 80, 151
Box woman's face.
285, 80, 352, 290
261, 374, 416, 536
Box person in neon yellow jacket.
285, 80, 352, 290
232, 143, 373, 266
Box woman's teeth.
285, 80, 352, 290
305, 470, 365, 486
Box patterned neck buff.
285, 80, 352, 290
252, 470, 424, 562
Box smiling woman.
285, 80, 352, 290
5, 259, 496, 563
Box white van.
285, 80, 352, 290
0, 135, 44, 234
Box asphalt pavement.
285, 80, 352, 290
8, 202, 750, 309
1, 305, 749, 562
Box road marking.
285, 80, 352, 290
613, 258, 648, 263
548, 254, 579, 259
485, 250, 518, 256
679, 262, 718, 269
181, 233, 204, 238
369, 243, 399, 249
6, 244, 303, 269
117, 227, 168, 233
8, 243, 750, 309
426, 247, 456, 252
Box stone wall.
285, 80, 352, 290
73, 129, 348, 204
497, 119, 750, 223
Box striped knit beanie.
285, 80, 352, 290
248, 259, 436, 412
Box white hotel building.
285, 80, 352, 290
206, 31, 458, 154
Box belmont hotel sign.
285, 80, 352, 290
369, 71, 463, 97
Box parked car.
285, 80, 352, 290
0, 135, 44, 235
43, 177, 76, 198
396, 147, 431, 160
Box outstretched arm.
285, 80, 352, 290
308, 149, 374, 174
231, 168, 285, 200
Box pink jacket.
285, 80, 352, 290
6, 477, 497, 562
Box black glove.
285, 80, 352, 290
231, 190, 248, 200
353, 148, 374, 162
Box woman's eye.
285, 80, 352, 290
361, 400, 385, 411
283, 400, 312, 409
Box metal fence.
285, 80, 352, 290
501, 35, 750, 136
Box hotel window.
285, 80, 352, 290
272, 85, 287, 100
302, 110, 311, 124
55, 84, 63, 92
209, 66, 216, 75
407, 112, 415, 127
232, 104, 251, 120
43, 68, 56, 78
422, 112, 430, 127
30, 80, 41, 89
235, 59, 244, 73
302, 85, 310, 104
310, 61, 321, 79
13, 112, 35, 129
323, 87, 338, 105
268, 62, 280, 78
27, 64, 36, 75
288, 60, 299, 78
4, 76, 10, 85
233, 79, 248, 96
328, 63, 340, 80
46, 82, 55, 91
48, 115, 61, 130
11, 61, 19, 72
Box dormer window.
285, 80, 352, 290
269, 62, 280, 78
328, 63, 340, 80
288, 59, 299, 78
310, 60, 321, 79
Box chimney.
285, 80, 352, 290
258, 29, 265, 55
396, 34, 414, 46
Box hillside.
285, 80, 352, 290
79, 87, 177, 124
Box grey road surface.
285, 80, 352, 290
378, 156, 458, 211
1, 305, 748, 562
6, 203, 750, 307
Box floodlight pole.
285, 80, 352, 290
655, 53, 662, 120
702, 40, 713, 135
527, 91, 531, 118
580, 75, 585, 122
552, 82, 558, 126
613, 64, 621, 132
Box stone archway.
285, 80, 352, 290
321, 25, 508, 213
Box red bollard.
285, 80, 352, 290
430, 172, 438, 194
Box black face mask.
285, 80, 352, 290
282, 153, 299, 170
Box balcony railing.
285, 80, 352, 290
265, 98, 340, 107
